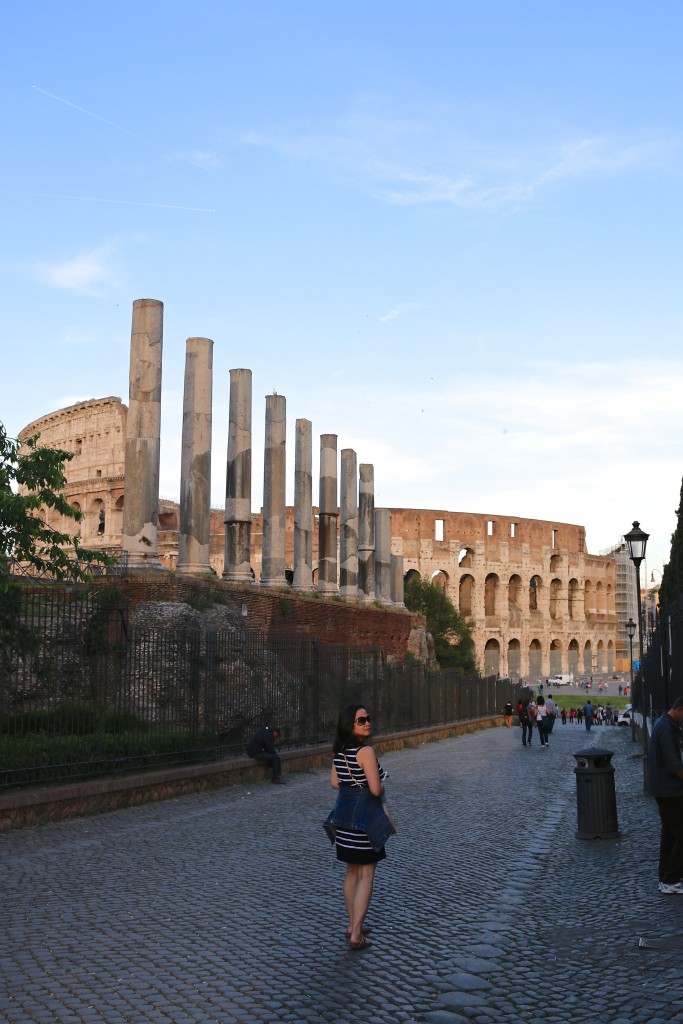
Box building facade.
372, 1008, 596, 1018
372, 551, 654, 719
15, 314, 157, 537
20, 399, 619, 677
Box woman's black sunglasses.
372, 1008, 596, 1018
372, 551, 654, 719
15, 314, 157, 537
354, 715, 372, 725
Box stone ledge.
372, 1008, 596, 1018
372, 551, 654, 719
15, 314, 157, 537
0, 716, 502, 833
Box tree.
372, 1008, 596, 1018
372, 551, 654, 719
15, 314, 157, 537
404, 575, 478, 674
660, 475, 683, 607
0, 422, 110, 590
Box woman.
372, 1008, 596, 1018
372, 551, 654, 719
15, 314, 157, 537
536, 695, 550, 748
325, 704, 393, 951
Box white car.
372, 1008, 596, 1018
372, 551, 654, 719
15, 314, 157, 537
617, 705, 632, 726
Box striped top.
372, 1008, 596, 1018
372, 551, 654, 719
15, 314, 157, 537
333, 746, 388, 788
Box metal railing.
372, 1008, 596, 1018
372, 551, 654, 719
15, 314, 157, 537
0, 586, 520, 790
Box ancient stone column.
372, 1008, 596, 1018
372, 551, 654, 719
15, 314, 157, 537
375, 509, 392, 605
292, 418, 313, 590
391, 554, 405, 608
260, 394, 287, 587
340, 448, 358, 600
223, 369, 253, 581
317, 434, 338, 594
358, 463, 375, 602
122, 298, 164, 570
177, 337, 213, 575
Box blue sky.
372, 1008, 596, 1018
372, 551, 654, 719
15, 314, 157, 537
2, 0, 682, 574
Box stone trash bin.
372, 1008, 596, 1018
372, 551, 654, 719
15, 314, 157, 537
573, 748, 620, 840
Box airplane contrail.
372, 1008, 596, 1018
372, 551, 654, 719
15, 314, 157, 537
7, 190, 215, 213
32, 85, 215, 172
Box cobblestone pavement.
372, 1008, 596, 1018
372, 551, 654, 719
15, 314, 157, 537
2, 722, 682, 1024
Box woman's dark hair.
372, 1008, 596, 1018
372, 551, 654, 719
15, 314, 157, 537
537, 695, 545, 706
333, 704, 366, 754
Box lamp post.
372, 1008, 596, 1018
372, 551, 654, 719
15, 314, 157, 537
626, 617, 636, 743
624, 521, 649, 769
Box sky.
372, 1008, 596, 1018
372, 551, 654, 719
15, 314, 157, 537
2, 0, 682, 576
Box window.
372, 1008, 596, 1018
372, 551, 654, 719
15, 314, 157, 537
487, 520, 494, 536
435, 519, 444, 542
510, 522, 516, 538
552, 529, 557, 548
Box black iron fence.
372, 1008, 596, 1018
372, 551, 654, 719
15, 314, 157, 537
638, 592, 683, 724
0, 585, 519, 790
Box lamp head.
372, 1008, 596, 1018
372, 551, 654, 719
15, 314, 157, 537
624, 521, 649, 567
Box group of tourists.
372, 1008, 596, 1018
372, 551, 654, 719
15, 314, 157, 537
515, 694, 559, 748
561, 704, 620, 726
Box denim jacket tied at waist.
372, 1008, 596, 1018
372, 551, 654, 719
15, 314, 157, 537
323, 785, 394, 852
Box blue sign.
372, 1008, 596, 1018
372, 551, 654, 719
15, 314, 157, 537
633, 660, 641, 671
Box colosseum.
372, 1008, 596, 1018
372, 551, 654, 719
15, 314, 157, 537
20, 396, 623, 680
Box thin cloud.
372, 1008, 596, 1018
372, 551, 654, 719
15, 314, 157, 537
379, 302, 421, 322
243, 103, 677, 211
33, 242, 119, 294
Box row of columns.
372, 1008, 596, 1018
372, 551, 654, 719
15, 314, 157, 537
121, 298, 404, 605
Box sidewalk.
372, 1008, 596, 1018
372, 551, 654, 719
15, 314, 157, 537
1, 720, 681, 1024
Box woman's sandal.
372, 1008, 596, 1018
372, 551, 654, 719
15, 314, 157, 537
345, 925, 371, 938
349, 935, 372, 951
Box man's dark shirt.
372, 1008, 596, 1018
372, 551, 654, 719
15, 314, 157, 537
649, 714, 683, 799
246, 727, 277, 758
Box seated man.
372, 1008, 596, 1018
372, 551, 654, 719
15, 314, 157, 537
246, 725, 285, 784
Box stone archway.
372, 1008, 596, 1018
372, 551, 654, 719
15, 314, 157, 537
607, 641, 614, 673
485, 574, 499, 616
508, 639, 521, 681
549, 579, 562, 620
568, 579, 579, 620
583, 641, 592, 675
529, 576, 542, 612
529, 639, 542, 680
549, 639, 562, 676
484, 639, 500, 677
459, 574, 474, 616
596, 641, 604, 675
569, 639, 579, 678
508, 575, 523, 624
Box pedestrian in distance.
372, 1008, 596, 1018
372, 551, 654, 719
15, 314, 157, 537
647, 696, 683, 894
504, 700, 514, 727
520, 697, 536, 747
577, 705, 583, 725
246, 725, 285, 784
536, 695, 550, 748
545, 693, 558, 735
583, 700, 594, 732
324, 705, 395, 951
561, 707, 567, 726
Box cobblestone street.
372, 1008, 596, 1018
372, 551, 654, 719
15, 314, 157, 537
2, 722, 682, 1024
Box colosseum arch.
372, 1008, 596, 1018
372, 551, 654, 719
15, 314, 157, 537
549, 639, 562, 675
484, 639, 500, 677
458, 548, 475, 570
508, 575, 523, 622
549, 578, 563, 620
568, 639, 579, 678
113, 495, 124, 538
528, 639, 542, 680
596, 640, 604, 675
88, 497, 105, 540
606, 583, 614, 614
459, 574, 474, 616
584, 580, 594, 616
529, 575, 542, 612
568, 579, 579, 620
508, 639, 521, 681
607, 640, 615, 673
431, 569, 449, 593
485, 574, 500, 616
550, 553, 562, 573
583, 641, 592, 675
595, 581, 604, 614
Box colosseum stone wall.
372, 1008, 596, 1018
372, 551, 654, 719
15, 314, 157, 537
19, 399, 618, 678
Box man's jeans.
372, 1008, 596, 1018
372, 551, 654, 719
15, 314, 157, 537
252, 751, 281, 779
521, 721, 534, 746
655, 794, 683, 884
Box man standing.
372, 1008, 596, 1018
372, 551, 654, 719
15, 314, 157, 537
583, 700, 594, 732
648, 697, 683, 894
246, 725, 285, 784
504, 700, 514, 727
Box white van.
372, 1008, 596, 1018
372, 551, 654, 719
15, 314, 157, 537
548, 673, 574, 687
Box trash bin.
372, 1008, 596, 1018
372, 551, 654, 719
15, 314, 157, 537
573, 748, 620, 840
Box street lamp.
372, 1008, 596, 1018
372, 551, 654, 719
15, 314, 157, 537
624, 521, 649, 762
626, 617, 636, 743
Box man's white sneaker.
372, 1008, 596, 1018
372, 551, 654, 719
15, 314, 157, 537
658, 881, 683, 894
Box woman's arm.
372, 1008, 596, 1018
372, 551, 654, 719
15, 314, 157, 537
330, 763, 340, 789
356, 746, 383, 797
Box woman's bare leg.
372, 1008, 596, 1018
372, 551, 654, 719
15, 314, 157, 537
343, 864, 359, 933
349, 863, 376, 944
